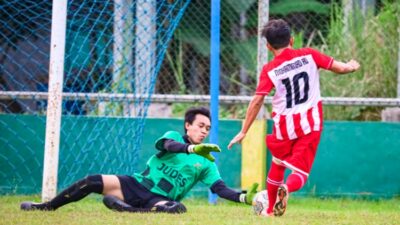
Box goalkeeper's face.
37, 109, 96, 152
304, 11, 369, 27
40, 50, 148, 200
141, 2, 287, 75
185, 114, 211, 144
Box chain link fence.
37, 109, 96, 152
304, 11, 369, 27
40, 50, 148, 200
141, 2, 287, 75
157, 0, 399, 95
154, 0, 399, 120
156, 0, 259, 96
0, 0, 399, 118
0, 0, 399, 196
0, 0, 191, 194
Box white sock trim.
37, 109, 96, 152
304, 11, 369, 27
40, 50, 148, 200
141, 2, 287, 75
272, 157, 283, 165
267, 178, 284, 186
281, 161, 309, 177
292, 172, 305, 187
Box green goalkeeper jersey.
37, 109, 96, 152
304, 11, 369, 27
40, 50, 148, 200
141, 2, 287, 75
133, 131, 221, 201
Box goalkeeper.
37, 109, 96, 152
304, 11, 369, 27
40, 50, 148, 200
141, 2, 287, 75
21, 107, 258, 213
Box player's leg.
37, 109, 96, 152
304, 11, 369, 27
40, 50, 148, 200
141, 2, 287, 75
102, 195, 158, 212
103, 195, 186, 213
285, 172, 308, 192
138, 190, 187, 214
102, 175, 149, 212
266, 160, 285, 215
101, 175, 161, 213
265, 134, 291, 216
103, 179, 187, 214
21, 174, 104, 211
146, 198, 187, 214
273, 131, 322, 216
283, 131, 321, 193
153, 201, 187, 213
102, 175, 185, 214
273, 183, 289, 217
101, 175, 124, 200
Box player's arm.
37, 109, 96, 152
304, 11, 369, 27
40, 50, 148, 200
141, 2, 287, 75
161, 139, 190, 153
307, 48, 360, 74
329, 59, 360, 74
228, 66, 272, 149
210, 180, 258, 205
241, 95, 265, 135
161, 139, 221, 162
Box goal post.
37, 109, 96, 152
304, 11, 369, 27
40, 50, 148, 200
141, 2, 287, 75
42, 0, 68, 202
0, 0, 192, 198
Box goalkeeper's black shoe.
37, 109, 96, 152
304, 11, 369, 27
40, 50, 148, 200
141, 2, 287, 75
20, 202, 53, 211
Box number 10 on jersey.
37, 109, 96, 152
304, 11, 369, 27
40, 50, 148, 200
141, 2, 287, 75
281, 72, 310, 108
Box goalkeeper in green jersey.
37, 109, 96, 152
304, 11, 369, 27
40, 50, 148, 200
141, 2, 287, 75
21, 107, 258, 213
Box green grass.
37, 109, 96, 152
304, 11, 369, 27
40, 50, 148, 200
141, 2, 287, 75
1, 195, 400, 225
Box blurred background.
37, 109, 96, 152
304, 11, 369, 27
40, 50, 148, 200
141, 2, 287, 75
1, 0, 399, 120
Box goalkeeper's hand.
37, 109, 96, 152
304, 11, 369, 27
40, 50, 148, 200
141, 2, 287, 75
188, 143, 221, 162
239, 183, 259, 205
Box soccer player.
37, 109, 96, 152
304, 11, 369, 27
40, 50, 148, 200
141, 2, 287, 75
228, 19, 360, 217
21, 107, 258, 213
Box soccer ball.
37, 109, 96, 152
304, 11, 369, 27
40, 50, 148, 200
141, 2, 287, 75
252, 190, 269, 216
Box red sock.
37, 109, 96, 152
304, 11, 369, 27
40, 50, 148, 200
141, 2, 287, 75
286, 172, 308, 192
266, 162, 285, 214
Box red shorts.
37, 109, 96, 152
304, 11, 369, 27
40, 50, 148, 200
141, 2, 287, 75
266, 131, 321, 176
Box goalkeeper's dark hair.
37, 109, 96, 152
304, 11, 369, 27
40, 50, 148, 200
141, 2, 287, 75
261, 19, 291, 49
184, 107, 211, 132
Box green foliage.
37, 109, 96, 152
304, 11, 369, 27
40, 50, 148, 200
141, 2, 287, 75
225, 0, 257, 14
171, 103, 204, 118
172, 0, 260, 97
219, 104, 249, 119
270, 0, 331, 15
178, 27, 210, 57
166, 35, 186, 94
175, 1, 210, 57
167, 1, 398, 121
230, 37, 258, 77
171, 103, 249, 119
293, 31, 305, 48
318, 1, 399, 120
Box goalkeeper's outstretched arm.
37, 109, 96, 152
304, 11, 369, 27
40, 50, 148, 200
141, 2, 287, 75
158, 139, 221, 162
210, 180, 258, 205
161, 139, 190, 153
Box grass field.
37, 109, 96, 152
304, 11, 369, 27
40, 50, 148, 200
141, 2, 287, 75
1, 195, 399, 225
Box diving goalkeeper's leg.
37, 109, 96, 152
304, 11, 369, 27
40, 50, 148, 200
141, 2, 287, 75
103, 195, 187, 214
21, 174, 104, 211
103, 195, 154, 212
154, 200, 187, 214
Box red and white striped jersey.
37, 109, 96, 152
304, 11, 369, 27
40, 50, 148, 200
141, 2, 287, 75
256, 48, 333, 140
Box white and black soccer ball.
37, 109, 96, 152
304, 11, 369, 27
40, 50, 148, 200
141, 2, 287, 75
252, 190, 269, 216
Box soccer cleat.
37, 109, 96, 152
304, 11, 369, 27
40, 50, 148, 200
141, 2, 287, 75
273, 184, 289, 217
20, 202, 52, 211
20, 202, 35, 211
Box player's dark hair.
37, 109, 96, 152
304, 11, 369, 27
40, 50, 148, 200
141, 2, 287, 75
184, 107, 211, 132
261, 19, 291, 49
